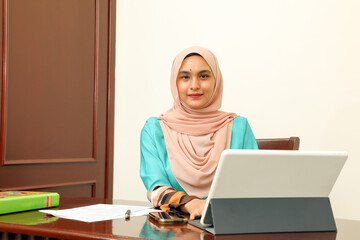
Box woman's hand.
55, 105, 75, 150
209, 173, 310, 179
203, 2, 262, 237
180, 199, 206, 220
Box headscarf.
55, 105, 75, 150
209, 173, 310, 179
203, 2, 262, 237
159, 46, 237, 198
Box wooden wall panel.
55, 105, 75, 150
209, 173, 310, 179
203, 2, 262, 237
0, 180, 96, 198
4, 0, 98, 163
0, 0, 116, 199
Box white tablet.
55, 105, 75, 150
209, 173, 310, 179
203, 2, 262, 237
200, 149, 348, 227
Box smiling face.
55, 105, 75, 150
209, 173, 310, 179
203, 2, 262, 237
176, 55, 216, 110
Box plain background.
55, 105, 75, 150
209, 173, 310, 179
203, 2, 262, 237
114, 0, 360, 220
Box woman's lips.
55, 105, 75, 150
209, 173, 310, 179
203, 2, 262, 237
188, 93, 203, 98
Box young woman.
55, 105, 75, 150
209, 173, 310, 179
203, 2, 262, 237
140, 46, 258, 220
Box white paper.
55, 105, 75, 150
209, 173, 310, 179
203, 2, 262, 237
39, 204, 161, 222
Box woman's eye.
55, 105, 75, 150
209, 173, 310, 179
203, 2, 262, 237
181, 75, 189, 80
200, 74, 209, 79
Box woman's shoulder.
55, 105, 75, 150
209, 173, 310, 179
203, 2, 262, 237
232, 115, 249, 124
142, 117, 161, 132
144, 116, 160, 124
231, 116, 253, 133
141, 117, 164, 145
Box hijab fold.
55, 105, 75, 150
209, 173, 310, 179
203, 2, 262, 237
159, 46, 237, 198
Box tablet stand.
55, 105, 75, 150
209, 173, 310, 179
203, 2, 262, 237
205, 197, 336, 235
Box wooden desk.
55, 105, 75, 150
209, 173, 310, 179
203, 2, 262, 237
0, 197, 359, 240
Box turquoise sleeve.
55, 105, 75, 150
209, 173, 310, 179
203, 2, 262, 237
140, 118, 173, 198
230, 116, 258, 149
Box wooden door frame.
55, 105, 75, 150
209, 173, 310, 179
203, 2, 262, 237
105, 0, 116, 200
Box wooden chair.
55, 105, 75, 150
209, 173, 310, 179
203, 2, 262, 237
256, 137, 300, 150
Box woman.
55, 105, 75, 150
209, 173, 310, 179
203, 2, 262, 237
140, 46, 258, 220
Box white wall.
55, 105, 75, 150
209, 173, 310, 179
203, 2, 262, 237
115, 0, 360, 220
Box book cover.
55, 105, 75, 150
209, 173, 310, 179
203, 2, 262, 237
0, 191, 60, 215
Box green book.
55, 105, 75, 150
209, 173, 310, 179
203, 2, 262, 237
0, 191, 60, 215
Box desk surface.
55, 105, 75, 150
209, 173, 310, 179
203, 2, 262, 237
0, 197, 359, 240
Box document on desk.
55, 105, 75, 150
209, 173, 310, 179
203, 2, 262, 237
39, 204, 161, 222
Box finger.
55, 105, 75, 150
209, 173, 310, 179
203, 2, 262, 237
190, 212, 200, 220
189, 211, 201, 220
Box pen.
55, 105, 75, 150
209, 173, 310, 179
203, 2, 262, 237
125, 209, 131, 220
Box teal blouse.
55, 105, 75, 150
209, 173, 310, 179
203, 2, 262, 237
140, 116, 258, 198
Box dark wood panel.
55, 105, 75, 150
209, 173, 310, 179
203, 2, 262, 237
4, 0, 98, 162
105, 0, 116, 200
0, 0, 8, 165
4, 157, 95, 165
0, 0, 115, 199
0, 180, 96, 198
0, 162, 103, 192
39, 183, 96, 198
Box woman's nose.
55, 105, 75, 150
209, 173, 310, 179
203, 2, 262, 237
189, 78, 200, 90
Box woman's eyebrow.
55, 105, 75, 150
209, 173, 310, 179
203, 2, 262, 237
199, 70, 212, 74
179, 69, 212, 75
179, 70, 190, 75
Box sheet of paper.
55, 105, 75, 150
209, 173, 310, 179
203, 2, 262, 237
40, 204, 161, 222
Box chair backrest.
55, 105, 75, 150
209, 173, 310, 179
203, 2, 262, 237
256, 137, 300, 150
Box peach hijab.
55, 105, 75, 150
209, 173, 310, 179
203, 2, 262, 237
159, 46, 237, 198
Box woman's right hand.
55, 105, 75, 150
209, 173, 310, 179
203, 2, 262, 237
180, 199, 206, 220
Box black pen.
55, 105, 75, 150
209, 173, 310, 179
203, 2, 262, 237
125, 209, 131, 220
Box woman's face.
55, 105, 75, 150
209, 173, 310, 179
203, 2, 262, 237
176, 55, 216, 109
